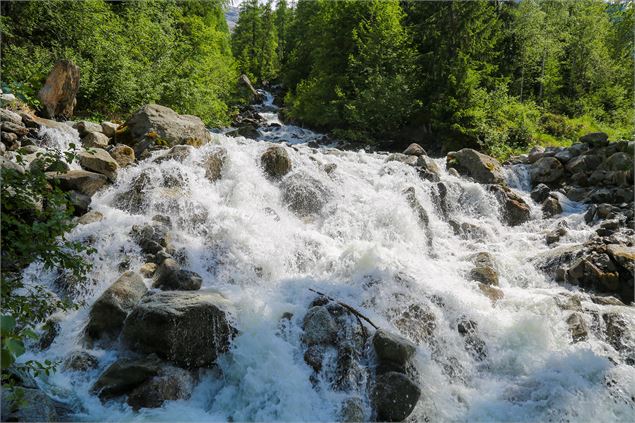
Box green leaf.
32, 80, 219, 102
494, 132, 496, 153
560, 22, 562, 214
5, 339, 25, 358
1, 315, 16, 335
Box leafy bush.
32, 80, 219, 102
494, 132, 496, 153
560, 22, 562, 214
1, 149, 93, 384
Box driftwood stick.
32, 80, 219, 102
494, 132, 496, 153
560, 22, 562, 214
308, 288, 379, 330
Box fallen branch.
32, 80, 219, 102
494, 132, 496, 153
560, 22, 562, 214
308, 288, 379, 330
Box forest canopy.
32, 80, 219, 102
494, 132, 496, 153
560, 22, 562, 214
1, 0, 632, 156
233, 0, 634, 156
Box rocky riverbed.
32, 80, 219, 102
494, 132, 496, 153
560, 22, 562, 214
1, 92, 634, 422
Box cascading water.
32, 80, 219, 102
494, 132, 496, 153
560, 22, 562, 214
18, 94, 635, 422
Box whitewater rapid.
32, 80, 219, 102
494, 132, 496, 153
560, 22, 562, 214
18, 101, 635, 422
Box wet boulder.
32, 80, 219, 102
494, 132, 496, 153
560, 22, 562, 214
91, 355, 161, 400
63, 351, 99, 372
478, 283, 504, 303
1, 387, 59, 422
119, 104, 211, 151
372, 372, 421, 422
109, 144, 135, 167
77, 210, 104, 225
372, 329, 416, 366
122, 290, 234, 368
202, 147, 227, 182
86, 271, 147, 340
469, 252, 499, 286
542, 195, 562, 218
446, 148, 505, 185
488, 185, 531, 226
261, 145, 292, 178
78, 148, 119, 181
281, 172, 331, 217
47, 169, 109, 196
37, 60, 79, 118
127, 365, 195, 410
565, 154, 603, 174
530, 157, 564, 184
130, 223, 171, 255
114, 171, 151, 213
82, 131, 110, 149
303, 306, 337, 345
457, 319, 487, 361
340, 397, 365, 423
566, 313, 588, 343
530, 183, 551, 203
154, 145, 193, 164
416, 155, 441, 182
154, 266, 202, 291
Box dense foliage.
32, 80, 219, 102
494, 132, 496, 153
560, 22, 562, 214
1, 150, 93, 383
0, 0, 237, 125
234, 0, 633, 156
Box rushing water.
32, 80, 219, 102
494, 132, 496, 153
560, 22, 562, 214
18, 95, 635, 422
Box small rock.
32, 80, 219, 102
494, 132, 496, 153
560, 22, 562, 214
530, 183, 551, 203
202, 147, 227, 182
542, 195, 562, 218
78, 210, 104, 225
154, 145, 193, 163
101, 121, 119, 138
340, 397, 365, 423
372, 329, 417, 366
303, 306, 337, 345
0, 109, 23, 125
78, 148, 119, 180
403, 143, 426, 156
261, 145, 292, 178
82, 131, 110, 149
109, 144, 135, 167
1, 121, 28, 136
531, 157, 564, 184
478, 283, 504, 303
63, 351, 99, 371
446, 148, 505, 184
566, 313, 588, 343
281, 171, 331, 217
76, 121, 103, 137
154, 269, 202, 291
127, 365, 195, 410
140, 263, 157, 278
91, 355, 161, 400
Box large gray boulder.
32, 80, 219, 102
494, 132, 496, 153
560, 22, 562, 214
78, 148, 119, 180
446, 149, 505, 185
86, 271, 147, 340
122, 290, 234, 368
119, 104, 211, 150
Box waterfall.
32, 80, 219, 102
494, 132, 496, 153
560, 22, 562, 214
18, 94, 635, 422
